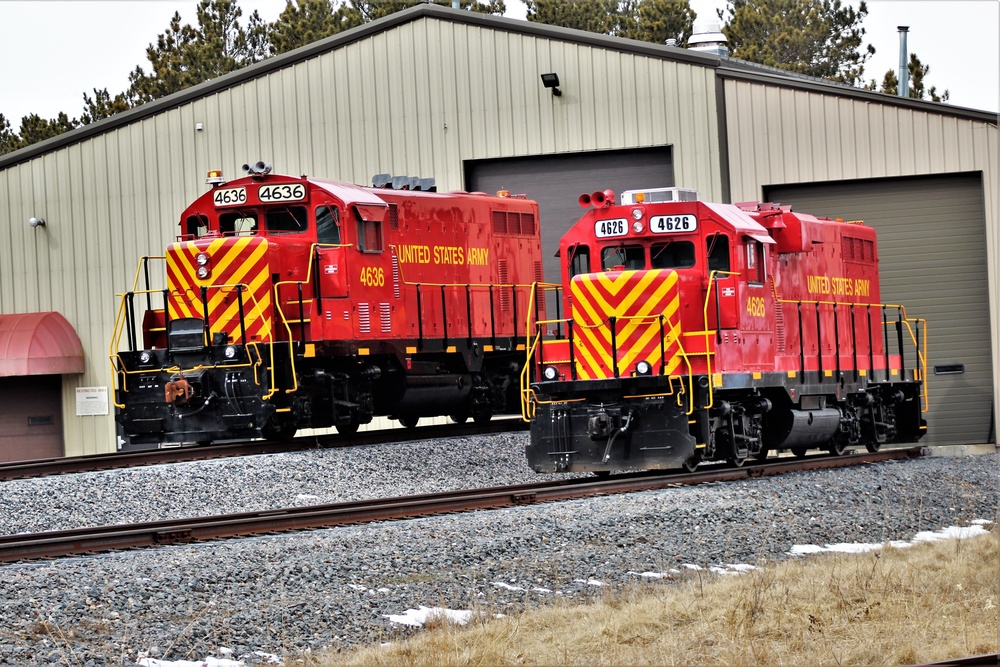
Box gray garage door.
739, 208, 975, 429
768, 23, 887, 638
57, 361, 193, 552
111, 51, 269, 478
466, 147, 674, 285
0, 375, 64, 462
766, 173, 992, 447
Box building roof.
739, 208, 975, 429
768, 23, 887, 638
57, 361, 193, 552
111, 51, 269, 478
1, 3, 995, 170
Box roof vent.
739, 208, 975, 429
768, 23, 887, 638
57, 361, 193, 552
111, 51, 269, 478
688, 21, 728, 57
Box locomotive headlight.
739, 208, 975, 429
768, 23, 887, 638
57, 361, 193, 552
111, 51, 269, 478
196, 265, 211, 279
635, 360, 652, 376
542, 365, 559, 381
138, 351, 151, 364
195, 252, 210, 267
631, 208, 643, 220
632, 220, 644, 233
224, 345, 237, 359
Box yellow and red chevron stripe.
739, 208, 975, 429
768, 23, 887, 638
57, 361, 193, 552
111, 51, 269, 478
570, 269, 681, 380
166, 237, 273, 344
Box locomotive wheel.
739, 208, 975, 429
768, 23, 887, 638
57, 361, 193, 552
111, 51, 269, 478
336, 422, 359, 435
753, 447, 770, 461
449, 413, 469, 424
473, 412, 492, 425
399, 415, 420, 429
791, 447, 808, 458
827, 441, 847, 456
865, 441, 882, 453
728, 454, 747, 468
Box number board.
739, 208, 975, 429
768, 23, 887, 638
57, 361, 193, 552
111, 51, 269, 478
650, 214, 698, 234
213, 187, 247, 208
594, 218, 628, 238
258, 183, 306, 203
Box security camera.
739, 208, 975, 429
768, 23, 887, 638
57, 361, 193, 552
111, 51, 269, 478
28, 217, 45, 228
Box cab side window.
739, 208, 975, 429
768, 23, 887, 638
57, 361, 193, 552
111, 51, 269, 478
746, 240, 765, 284
569, 245, 590, 278
316, 206, 341, 244
357, 208, 383, 253
707, 234, 730, 273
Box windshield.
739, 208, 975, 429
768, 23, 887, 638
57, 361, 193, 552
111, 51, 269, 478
601, 244, 644, 271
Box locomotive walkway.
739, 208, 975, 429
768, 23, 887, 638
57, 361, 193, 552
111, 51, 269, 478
0, 446, 923, 564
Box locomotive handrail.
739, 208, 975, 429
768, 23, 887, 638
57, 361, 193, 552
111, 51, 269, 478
701, 270, 739, 411
110, 283, 282, 406
520, 277, 700, 418
771, 295, 928, 413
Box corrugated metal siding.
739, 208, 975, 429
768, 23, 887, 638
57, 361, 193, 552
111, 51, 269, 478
725, 78, 999, 445
766, 175, 991, 446
0, 16, 722, 456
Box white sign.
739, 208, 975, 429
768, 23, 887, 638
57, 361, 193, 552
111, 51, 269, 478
594, 218, 628, 238
650, 214, 698, 234
76, 386, 109, 416
258, 183, 306, 203
212, 187, 247, 207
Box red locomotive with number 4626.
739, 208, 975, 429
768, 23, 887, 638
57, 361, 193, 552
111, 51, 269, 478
522, 186, 927, 473
111, 163, 543, 448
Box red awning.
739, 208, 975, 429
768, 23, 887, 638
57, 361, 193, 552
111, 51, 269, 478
0, 312, 84, 377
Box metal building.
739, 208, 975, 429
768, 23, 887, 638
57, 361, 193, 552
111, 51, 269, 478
0, 4, 996, 458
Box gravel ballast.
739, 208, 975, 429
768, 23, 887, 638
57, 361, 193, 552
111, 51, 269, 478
0, 433, 996, 666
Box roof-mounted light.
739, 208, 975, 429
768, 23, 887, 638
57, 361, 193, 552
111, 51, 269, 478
206, 169, 226, 186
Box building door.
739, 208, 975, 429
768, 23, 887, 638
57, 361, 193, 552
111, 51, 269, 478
765, 173, 992, 446
0, 375, 64, 462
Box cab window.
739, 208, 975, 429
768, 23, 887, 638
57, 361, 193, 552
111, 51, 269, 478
316, 205, 341, 244
219, 211, 258, 236
266, 206, 308, 233
601, 244, 644, 271
569, 245, 590, 278
650, 241, 695, 269
706, 234, 730, 273
357, 208, 383, 253
746, 239, 765, 284
184, 214, 209, 239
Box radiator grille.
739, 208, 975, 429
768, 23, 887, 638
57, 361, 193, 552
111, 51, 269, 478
380, 303, 392, 333
358, 303, 371, 334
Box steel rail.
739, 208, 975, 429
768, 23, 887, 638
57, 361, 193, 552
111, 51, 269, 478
0, 447, 922, 564
0, 418, 528, 481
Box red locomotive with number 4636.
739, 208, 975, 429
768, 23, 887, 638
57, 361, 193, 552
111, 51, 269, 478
522, 186, 927, 473
111, 163, 543, 448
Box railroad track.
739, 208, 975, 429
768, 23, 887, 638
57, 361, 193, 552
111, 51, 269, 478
0, 446, 922, 564
0, 418, 527, 481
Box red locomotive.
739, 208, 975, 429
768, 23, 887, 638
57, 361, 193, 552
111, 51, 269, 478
111, 163, 543, 447
522, 186, 927, 472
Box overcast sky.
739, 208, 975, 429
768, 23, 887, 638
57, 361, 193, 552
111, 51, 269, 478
0, 0, 996, 127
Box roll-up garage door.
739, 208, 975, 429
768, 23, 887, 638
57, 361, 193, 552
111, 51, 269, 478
0, 375, 64, 462
466, 147, 673, 285
765, 173, 992, 446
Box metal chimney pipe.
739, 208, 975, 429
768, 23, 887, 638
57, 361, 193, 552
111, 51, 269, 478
897, 26, 909, 98
452, 0, 460, 7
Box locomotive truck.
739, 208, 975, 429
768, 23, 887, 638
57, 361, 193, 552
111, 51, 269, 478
522, 186, 927, 473
111, 163, 543, 448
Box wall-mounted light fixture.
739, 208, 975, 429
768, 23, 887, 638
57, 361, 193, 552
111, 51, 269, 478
195, 122, 204, 132
540, 73, 562, 97
28, 217, 45, 229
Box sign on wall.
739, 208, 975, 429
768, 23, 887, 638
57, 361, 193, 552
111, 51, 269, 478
76, 386, 109, 416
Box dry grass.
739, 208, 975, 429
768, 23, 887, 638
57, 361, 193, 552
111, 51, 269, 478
317, 527, 999, 666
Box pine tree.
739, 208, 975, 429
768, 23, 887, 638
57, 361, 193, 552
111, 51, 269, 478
720, 0, 874, 86
866, 52, 950, 103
